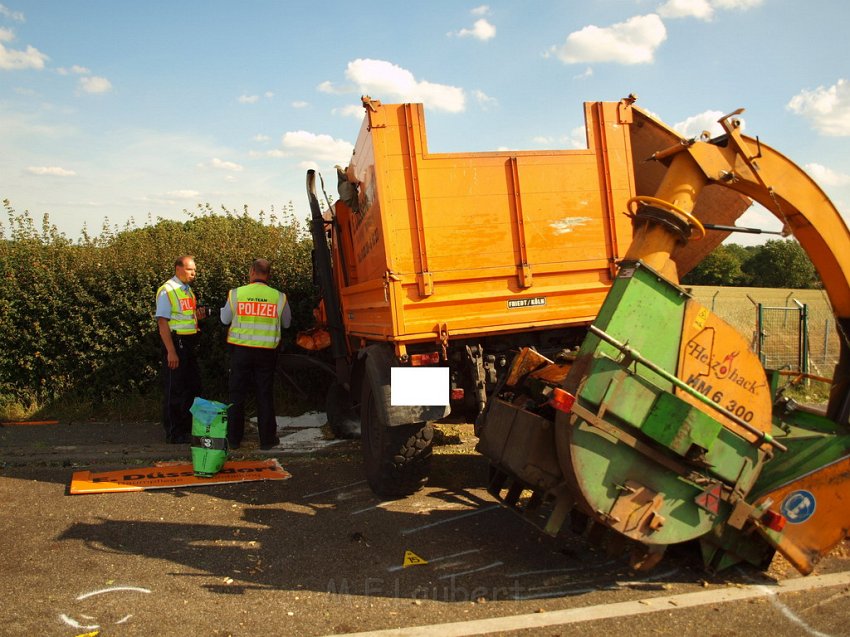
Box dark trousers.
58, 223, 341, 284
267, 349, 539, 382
160, 334, 201, 442
227, 345, 278, 446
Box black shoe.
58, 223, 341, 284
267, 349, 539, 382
259, 437, 280, 450
166, 435, 189, 444
228, 440, 240, 450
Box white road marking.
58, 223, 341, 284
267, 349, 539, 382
59, 586, 152, 629
507, 561, 616, 578
303, 480, 367, 499
319, 570, 850, 637
76, 586, 151, 600
351, 502, 389, 516
388, 549, 481, 573
437, 561, 504, 580
58, 614, 99, 630
754, 583, 832, 637
400, 505, 500, 535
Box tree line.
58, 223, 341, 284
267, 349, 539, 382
0, 201, 318, 418
681, 239, 819, 288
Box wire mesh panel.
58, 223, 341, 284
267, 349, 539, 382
687, 287, 841, 380
758, 305, 805, 372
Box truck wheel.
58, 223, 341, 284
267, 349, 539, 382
361, 381, 433, 498
325, 382, 361, 439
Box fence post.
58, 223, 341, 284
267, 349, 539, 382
794, 299, 809, 376
824, 318, 831, 366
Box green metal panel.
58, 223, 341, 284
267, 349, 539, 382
577, 262, 687, 430
751, 427, 850, 498
565, 262, 773, 546
580, 357, 662, 430
568, 419, 722, 545
592, 262, 686, 380
642, 391, 764, 488
642, 391, 723, 454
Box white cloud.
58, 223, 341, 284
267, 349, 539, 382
805, 163, 850, 187
166, 189, 201, 200
474, 89, 498, 109
253, 134, 270, 143
531, 127, 587, 149
573, 67, 593, 80
57, 64, 90, 75
239, 92, 273, 103
658, 0, 713, 20
658, 0, 763, 20
453, 18, 496, 41
317, 80, 352, 95
79, 75, 112, 94
471, 5, 490, 16
713, 0, 763, 9
291, 100, 309, 108
0, 26, 13, 41
332, 104, 366, 119
567, 126, 587, 149
208, 158, 244, 172
0, 41, 47, 70
27, 166, 76, 177
550, 14, 666, 65
0, 4, 25, 21
280, 130, 354, 164
787, 79, 850, 136
344, 58, 465, 113
673, 110, 727, 138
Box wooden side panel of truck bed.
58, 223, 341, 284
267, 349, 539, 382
334, 100, 638, 347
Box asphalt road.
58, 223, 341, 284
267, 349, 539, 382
2, 420, 849, 637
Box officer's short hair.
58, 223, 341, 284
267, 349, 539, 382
175, 255, 195, 268
252, 258, 271, 276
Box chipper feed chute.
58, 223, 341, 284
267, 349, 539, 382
553, 261, 784, 567
480, 105, 850, 574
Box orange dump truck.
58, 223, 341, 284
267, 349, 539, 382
304, 96, 749, 497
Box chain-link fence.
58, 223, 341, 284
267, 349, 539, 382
758, 305, 806, 373
687, 286, 841, 379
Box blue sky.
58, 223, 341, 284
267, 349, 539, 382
1, 0, 849, 245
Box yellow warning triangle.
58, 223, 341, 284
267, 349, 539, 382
402, 550, 428, 568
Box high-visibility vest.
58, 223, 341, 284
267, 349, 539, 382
226, 283, 285, 349
157, 279, 198, 335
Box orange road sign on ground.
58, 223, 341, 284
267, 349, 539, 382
69, 459, 290, 494
1, 420, 59, 426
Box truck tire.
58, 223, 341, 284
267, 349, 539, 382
361, 380, 433, 498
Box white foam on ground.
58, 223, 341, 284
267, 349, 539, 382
246, 411, 345, 452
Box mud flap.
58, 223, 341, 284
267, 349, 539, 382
361, 344, 450, 426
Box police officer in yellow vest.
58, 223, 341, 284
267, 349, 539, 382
155, 255, 205, 444
220, 258, 291, 450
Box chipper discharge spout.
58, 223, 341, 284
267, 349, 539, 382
481, 107, 850, 574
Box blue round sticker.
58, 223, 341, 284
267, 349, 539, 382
780, 490, 816, 524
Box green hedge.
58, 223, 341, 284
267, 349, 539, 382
0, 201, 317, 416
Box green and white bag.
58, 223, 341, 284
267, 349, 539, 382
189, 397, 230, 477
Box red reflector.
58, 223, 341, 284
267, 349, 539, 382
549, 388, 576, 413
450, 388, 465, 401
410, 352, 441, 366
761, 509, 787, 532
